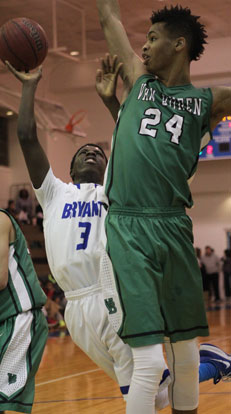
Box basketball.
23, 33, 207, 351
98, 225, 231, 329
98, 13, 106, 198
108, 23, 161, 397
0, 17, 48, 71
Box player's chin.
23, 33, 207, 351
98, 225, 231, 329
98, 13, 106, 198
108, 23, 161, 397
84, 163, 99, 174
146, 64, 155, 75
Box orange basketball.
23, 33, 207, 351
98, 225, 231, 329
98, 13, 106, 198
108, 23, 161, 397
0, 17, 48, 71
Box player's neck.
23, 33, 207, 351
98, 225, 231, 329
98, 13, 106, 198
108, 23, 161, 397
73, 175, 103, 186
157, 61, 191, 87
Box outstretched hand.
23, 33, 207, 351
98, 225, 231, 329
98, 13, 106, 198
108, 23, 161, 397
96, 54, 123, 101
5, 61, 42, 85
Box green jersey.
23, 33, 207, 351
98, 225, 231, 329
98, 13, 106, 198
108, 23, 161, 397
0, 209, 47, 322
105, 75, 213, 209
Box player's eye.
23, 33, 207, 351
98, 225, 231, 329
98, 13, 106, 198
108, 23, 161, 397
96, 151, 103, 157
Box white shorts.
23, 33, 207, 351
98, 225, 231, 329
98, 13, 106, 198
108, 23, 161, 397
65, 284, 133, 387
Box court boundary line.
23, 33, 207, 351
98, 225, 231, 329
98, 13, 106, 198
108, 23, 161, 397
34, 397, 122, 404
36, 368, 101, 387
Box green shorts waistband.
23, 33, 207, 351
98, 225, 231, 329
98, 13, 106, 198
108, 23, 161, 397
108, 206, 186, 217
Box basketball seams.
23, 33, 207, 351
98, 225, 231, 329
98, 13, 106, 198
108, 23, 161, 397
1, 27, 29, 69
12, 20, 38, 67
0, 18, 48, 71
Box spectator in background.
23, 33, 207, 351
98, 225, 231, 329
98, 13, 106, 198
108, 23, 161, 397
221, 249, 231, 302
35, 203, 43, 231
202, 246, 221, 303
195, 247, 209, 305
42, 278, 66, 329
5, 199, 18, 221
16, 188, 33, 224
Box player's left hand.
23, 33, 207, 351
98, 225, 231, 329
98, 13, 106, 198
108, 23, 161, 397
5, 61, 42, 85
96, 54, 123, 102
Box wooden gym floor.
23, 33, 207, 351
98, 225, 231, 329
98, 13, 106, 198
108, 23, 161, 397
5, 302, 231, 414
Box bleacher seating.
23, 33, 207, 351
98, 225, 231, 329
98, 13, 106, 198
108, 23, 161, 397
20, 223, 50, 279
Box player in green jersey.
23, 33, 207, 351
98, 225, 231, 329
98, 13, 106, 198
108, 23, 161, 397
0, 209, 48, 413
96, 3, 231, 414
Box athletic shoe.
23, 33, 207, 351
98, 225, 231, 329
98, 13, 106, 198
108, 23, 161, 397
200, 343, 231, 383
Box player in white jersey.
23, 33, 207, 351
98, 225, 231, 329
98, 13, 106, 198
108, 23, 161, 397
7, 59, 231, 411
6, 61, 151, 405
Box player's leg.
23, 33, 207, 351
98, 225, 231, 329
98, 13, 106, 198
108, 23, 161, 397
99, 302, 134, 400
159, 214, 209, 413
126, 344, 166, 414
64, 293, 121, 381
211, 272, 220, 301
165, 338, 199, 414
158, 340, 231, 391
199, 343, 231, 383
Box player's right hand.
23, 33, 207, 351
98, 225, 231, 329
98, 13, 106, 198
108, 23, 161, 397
95, 54, 123, 102
5, 61, 42, 85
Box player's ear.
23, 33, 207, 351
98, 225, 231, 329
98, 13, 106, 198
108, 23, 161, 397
175, 37, 185, 52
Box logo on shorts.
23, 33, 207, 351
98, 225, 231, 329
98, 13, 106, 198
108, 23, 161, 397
104, 298, 117, 314
8, 373, 17, 384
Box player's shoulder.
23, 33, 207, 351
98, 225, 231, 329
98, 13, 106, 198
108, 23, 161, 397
0, 209, 12, 230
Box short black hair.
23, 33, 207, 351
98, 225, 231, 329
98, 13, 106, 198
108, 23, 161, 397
70, 143, 108, 176
150, 5, 207, 61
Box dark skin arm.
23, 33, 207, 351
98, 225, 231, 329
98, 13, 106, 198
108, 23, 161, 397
6, 61, 50, 189
95, 54, 123, 122
0, 213, 15, 290
96, 0, 145, 97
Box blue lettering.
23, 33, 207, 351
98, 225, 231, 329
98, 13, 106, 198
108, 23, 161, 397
98, 202, 104, 217
92, 201, 99, 216
62, 203, 72, 218
72, 202, 77, 217
78, 201, 86, 217
76, 222, 91, 250
62, 200, 104, 219
62, 202, 78, 218
82, 202, 91, 217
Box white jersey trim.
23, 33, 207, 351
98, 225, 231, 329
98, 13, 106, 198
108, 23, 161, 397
8, 245, 32, 311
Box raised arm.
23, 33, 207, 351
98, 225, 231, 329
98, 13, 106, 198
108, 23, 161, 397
0, 213, 11, 290
96, 0, 145, 91
210, 86, 231, 130
6, 62, 50, 189
96, 54, 123, 122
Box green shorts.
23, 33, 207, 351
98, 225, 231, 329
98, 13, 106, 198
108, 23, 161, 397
0, 309, 48, 413
105, 207, 209, 348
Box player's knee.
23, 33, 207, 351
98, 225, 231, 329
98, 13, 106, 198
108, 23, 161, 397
174, 340, 199, 377
167, 339, 199, 410
132, 344, 166, 383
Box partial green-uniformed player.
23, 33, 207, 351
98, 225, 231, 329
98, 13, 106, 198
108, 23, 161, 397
0, 209, 48, 414
96, 3, 231, 414
105, 75, 211, 343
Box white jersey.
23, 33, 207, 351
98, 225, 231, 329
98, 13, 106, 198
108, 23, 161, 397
34, 168, 169, 402
34, 168, 108, 292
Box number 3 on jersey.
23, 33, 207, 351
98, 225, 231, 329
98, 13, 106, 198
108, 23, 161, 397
76, 222, 91, 250
139, 108, 184, 145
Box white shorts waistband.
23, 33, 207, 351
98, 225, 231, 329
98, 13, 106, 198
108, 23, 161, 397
65, 283, 102, 300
